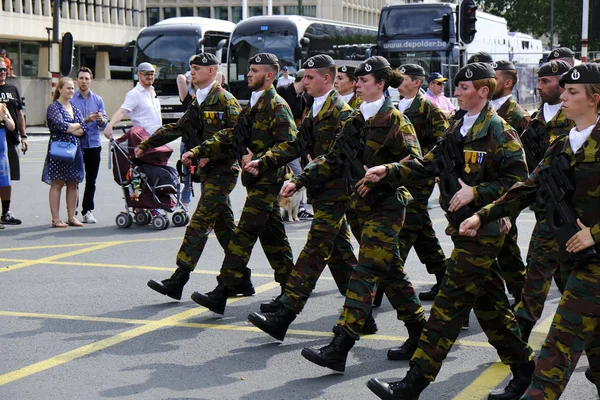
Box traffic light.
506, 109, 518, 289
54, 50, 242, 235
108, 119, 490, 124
60, 32, 74, 77
434, 13, 451, 43
459, 0, 477, 44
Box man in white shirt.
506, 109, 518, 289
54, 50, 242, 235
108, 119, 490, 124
276, 66, 294, 88
104, 62, 162, 138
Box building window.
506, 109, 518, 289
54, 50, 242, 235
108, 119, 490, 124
272, 6, 281, 15
214, 6, 228, 20
197, 6, 210, 17
284, 6, 316, 17
163, 7, 177, 19
180, 7, 193, 17
147, 7, 159, 25
232, 6, 242, 22
249, 6, 262, 16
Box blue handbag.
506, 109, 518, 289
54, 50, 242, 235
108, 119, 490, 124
49, 140, 77, 162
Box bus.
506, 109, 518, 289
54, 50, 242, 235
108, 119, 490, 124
128, 17, 236, 120
227, 15, 377, 102
376, 3, 543, 108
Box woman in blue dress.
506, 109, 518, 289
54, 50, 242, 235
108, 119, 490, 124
0, 102, 16, 230
42, 77, 86, 227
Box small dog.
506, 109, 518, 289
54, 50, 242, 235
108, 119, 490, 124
280, 184, 306, 222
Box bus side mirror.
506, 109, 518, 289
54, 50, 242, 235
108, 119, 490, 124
216, 38, 228, 63
122, 40, 135, 63
366, 45, 378, 58
300, 37, 310, 47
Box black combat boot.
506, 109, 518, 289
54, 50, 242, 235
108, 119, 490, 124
301, 326, 356, 372
228, 268, 255, 297
367, 362, 430, 400
259, 284, 285, 312
147, 268, 190, 300
373, 288, 384, 308
418, 270, 444, 301
387, 319, 425, 360
361, 311, 378, 335
488, 359, 535, 400
191, 283, 229, 314
585, 367, 600, 396
517, 317, 535, 343
248, 306, 297, 341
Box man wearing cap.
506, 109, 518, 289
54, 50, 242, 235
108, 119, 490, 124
393, 63, 449, 304
104, 62, 162, 138
424, 72, 455, 113
547, 46, 576, 66
243, 54, 369, 339
187, 52, 296, 315
133, 53, 243, 302
511, 60, 574, 343
490, 59, 531, 308
335, 65, 361, 109
364, 62, 534, 400
276, 65, 294, 88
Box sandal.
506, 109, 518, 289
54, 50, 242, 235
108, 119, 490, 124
52, 220, 68, 228
68, 218, 84, 227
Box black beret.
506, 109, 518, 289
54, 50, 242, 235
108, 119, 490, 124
492, 60, 516, 71
467, 52, 493, 65
337, 65, 356, 77
548, 47, 575, 61
398, 64, 427, 78
302, 54, 334, 69
190, 53, 219, 66
559, 63, 600, 87
355, 56, 391, 77
538, 60, 571, 77
453, 62, 496, 86
249, 53, 279, 65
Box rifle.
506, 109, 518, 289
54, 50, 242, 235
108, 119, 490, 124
432, 130, 475, 228
179, 104, 205, 176
298, 118, 315, 167
520, 120, 547, 173
334, 118, 393, 206
536, 153, 596, 268
232, 114, 259, 186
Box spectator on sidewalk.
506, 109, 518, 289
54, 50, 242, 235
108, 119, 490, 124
424, 72, 456, 115
0, 50, 13, 77
276, 66, 294, 88
0, 103, 16, 229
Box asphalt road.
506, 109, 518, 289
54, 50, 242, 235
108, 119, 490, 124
0, 135, 596, 400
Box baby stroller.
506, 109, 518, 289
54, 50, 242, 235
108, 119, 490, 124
110, 126, 190, 230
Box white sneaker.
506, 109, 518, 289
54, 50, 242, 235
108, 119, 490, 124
83, 211, 97, 224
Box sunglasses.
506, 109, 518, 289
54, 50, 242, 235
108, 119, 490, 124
0, 68, 7, 73
433, 81, 445, 86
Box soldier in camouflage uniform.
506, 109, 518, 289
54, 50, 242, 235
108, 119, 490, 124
335, 65, 362, 109
185, 53, 296, 315
134, 53, 243, 301
281, 56, 426, 373
514, 60, 574, 343
365, 63, 535, 400
490, 60, 531, 306
243, 54, 375, 341
462, 63, 600, 400
394, 63, 448, 304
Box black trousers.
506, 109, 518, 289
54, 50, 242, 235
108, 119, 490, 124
82, 146, 101, 214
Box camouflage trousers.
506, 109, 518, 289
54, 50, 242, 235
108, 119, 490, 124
411, 235, 535, 381
336, 205, 425, 340
497, 217, 526, 300
522, 260, 600, 400
280, 200, 357, 314
514, 215, 563, 324
399, 202, 446, 275
176, 173, 238, 271
218, 183, 294, 287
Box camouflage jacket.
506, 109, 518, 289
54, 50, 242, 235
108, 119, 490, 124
347, 93, 362, 110
496, 96, 531, 135
191, 85, 297, 187
384, 102, 528, 236
139, 81, 241, 179
478, 120, 600, 258
258, 90, 353, 202
293, 96, 421, 211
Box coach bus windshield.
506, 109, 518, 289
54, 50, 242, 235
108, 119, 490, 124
135, 33, 199, 82
379, 6, 450, 39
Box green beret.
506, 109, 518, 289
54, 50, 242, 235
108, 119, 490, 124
302, 55, 334, 69
538, 60, 571, 77
454, 62, 496, 86
398, 64, 426, 78
249, 53, 279, 66
338, 65, 356, 78
548, 47, 575, 61
190, 53, 219, 66
492, 60, 516, 71
467, 52, 493, 65
559, 63, 600, 87
355, 56, 391, 77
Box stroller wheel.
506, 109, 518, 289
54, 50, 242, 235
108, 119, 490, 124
184, 214, 191, 225
172, 212, 188, 227
116, 212, 133, 228
135, 210, 152, 225
152, 215, 169, 231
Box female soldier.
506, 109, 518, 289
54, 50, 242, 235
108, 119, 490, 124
280, 56, 427, 372
460, 63, 600, 400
